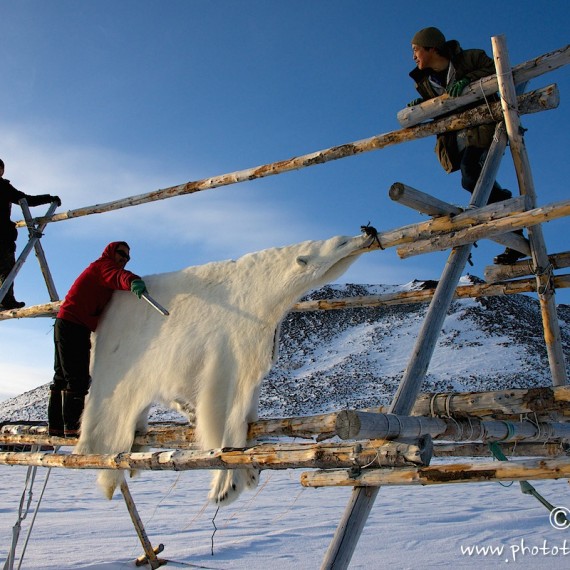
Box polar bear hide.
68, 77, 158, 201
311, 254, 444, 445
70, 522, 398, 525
75, 233, 371, 504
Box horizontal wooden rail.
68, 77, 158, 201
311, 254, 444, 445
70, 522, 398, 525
335, 411, 570, 443
301, 457, 570, 487
484, 251, 570, 283
433, 441, 569, 458
16, 85, 558, 230
292, 274, 570, 312
395, 198, 570, 258
0, 438, 432, 470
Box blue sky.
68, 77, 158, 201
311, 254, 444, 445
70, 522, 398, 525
1, 0, 568, 401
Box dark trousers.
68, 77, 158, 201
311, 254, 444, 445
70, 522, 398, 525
0, 239, 17, 304
49, 318, 91, 435
460, 146, 510, 204
52, 318, 92, 395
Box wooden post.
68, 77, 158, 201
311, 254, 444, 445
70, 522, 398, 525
321, 123, 510, 570
120, 481, 165, 569
492, 35, 567, 386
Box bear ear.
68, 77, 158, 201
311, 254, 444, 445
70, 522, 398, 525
296, 256, 309, 267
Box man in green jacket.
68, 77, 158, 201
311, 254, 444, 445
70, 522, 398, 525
408, 27, 525, 265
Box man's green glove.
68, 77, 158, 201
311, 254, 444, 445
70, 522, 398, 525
406, 97, 424, 107
446, 77, 470, 97
130, 279, 147, 299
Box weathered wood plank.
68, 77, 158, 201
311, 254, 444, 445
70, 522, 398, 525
396, 199, 570, 258
433, 441, 569, 458
335, 411, 570, 442
0, 439, 432, 470
301, 457, 570, 487
388, 182, 530, 253
484, 251, 570, 283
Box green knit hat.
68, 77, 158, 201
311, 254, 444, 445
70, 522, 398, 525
411, 27, 446, 48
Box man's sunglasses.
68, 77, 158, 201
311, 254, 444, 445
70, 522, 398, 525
116, 250, 130, 261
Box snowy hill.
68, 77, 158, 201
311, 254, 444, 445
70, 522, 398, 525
2, 277, 568, 423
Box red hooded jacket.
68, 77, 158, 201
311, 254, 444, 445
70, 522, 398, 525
57, 242, 141, 332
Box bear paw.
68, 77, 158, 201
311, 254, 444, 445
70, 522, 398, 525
208, 468, 259, 505
97, 470, 125, 500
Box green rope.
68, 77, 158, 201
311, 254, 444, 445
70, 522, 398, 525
488, 441, 569, 524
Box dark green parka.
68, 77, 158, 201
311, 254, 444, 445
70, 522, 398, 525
409, 40, 497, 173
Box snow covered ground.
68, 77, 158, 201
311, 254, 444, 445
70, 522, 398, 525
1, 453, 569, 569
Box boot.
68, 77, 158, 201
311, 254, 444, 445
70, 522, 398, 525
47, 388, 65, 437
493, 247, 527, 265
63, 391, 85, 438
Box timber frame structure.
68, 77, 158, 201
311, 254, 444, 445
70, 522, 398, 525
1, 36, 569, 569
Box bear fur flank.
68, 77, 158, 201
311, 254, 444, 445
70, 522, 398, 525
75, 233, 370, 505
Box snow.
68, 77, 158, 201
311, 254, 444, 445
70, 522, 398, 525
0, 456, 569, 569
1, 283, 568, 568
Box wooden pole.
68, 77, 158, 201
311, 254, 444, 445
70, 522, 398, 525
120, 481, 164, 569
321, 122, 510, 570
16, 85, 558, 230
302, 457, 570, 488
335, 411, 570, 442
0, 439, 432, 470
492, 35, 567, 386
2, 383, 569, 448
389, 182, 530, 253
396, 199, 570, 258
433, 441, 570, 458
485, 251, 570, 283
292, 274, 570, 312
397, 44, 569, 127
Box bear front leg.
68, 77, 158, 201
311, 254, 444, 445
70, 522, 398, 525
208, 386, 261, 505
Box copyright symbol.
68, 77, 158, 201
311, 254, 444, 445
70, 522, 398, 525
550, 507, 570, 530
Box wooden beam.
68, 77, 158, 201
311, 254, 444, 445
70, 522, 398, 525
396, 199, 570, 258
484, 251, 570, 283
16, 85, 558, 230
433, 441, 569, 458
493, 35, 567, 387
0, 439, 432, 470
334, 411, 570, 442
397, 44, 569, 127
292, 274, 570, 312
301, 457, 570, 487
389, 182, 530, 253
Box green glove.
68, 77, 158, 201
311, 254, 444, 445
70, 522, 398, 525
406, 97, 424, 107
446, 77, 470, 97
130, 279, 147, 299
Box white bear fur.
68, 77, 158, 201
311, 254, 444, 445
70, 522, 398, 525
75, 234, 370, 505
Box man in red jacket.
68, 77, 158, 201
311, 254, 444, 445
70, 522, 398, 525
48, 241, 147, 437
